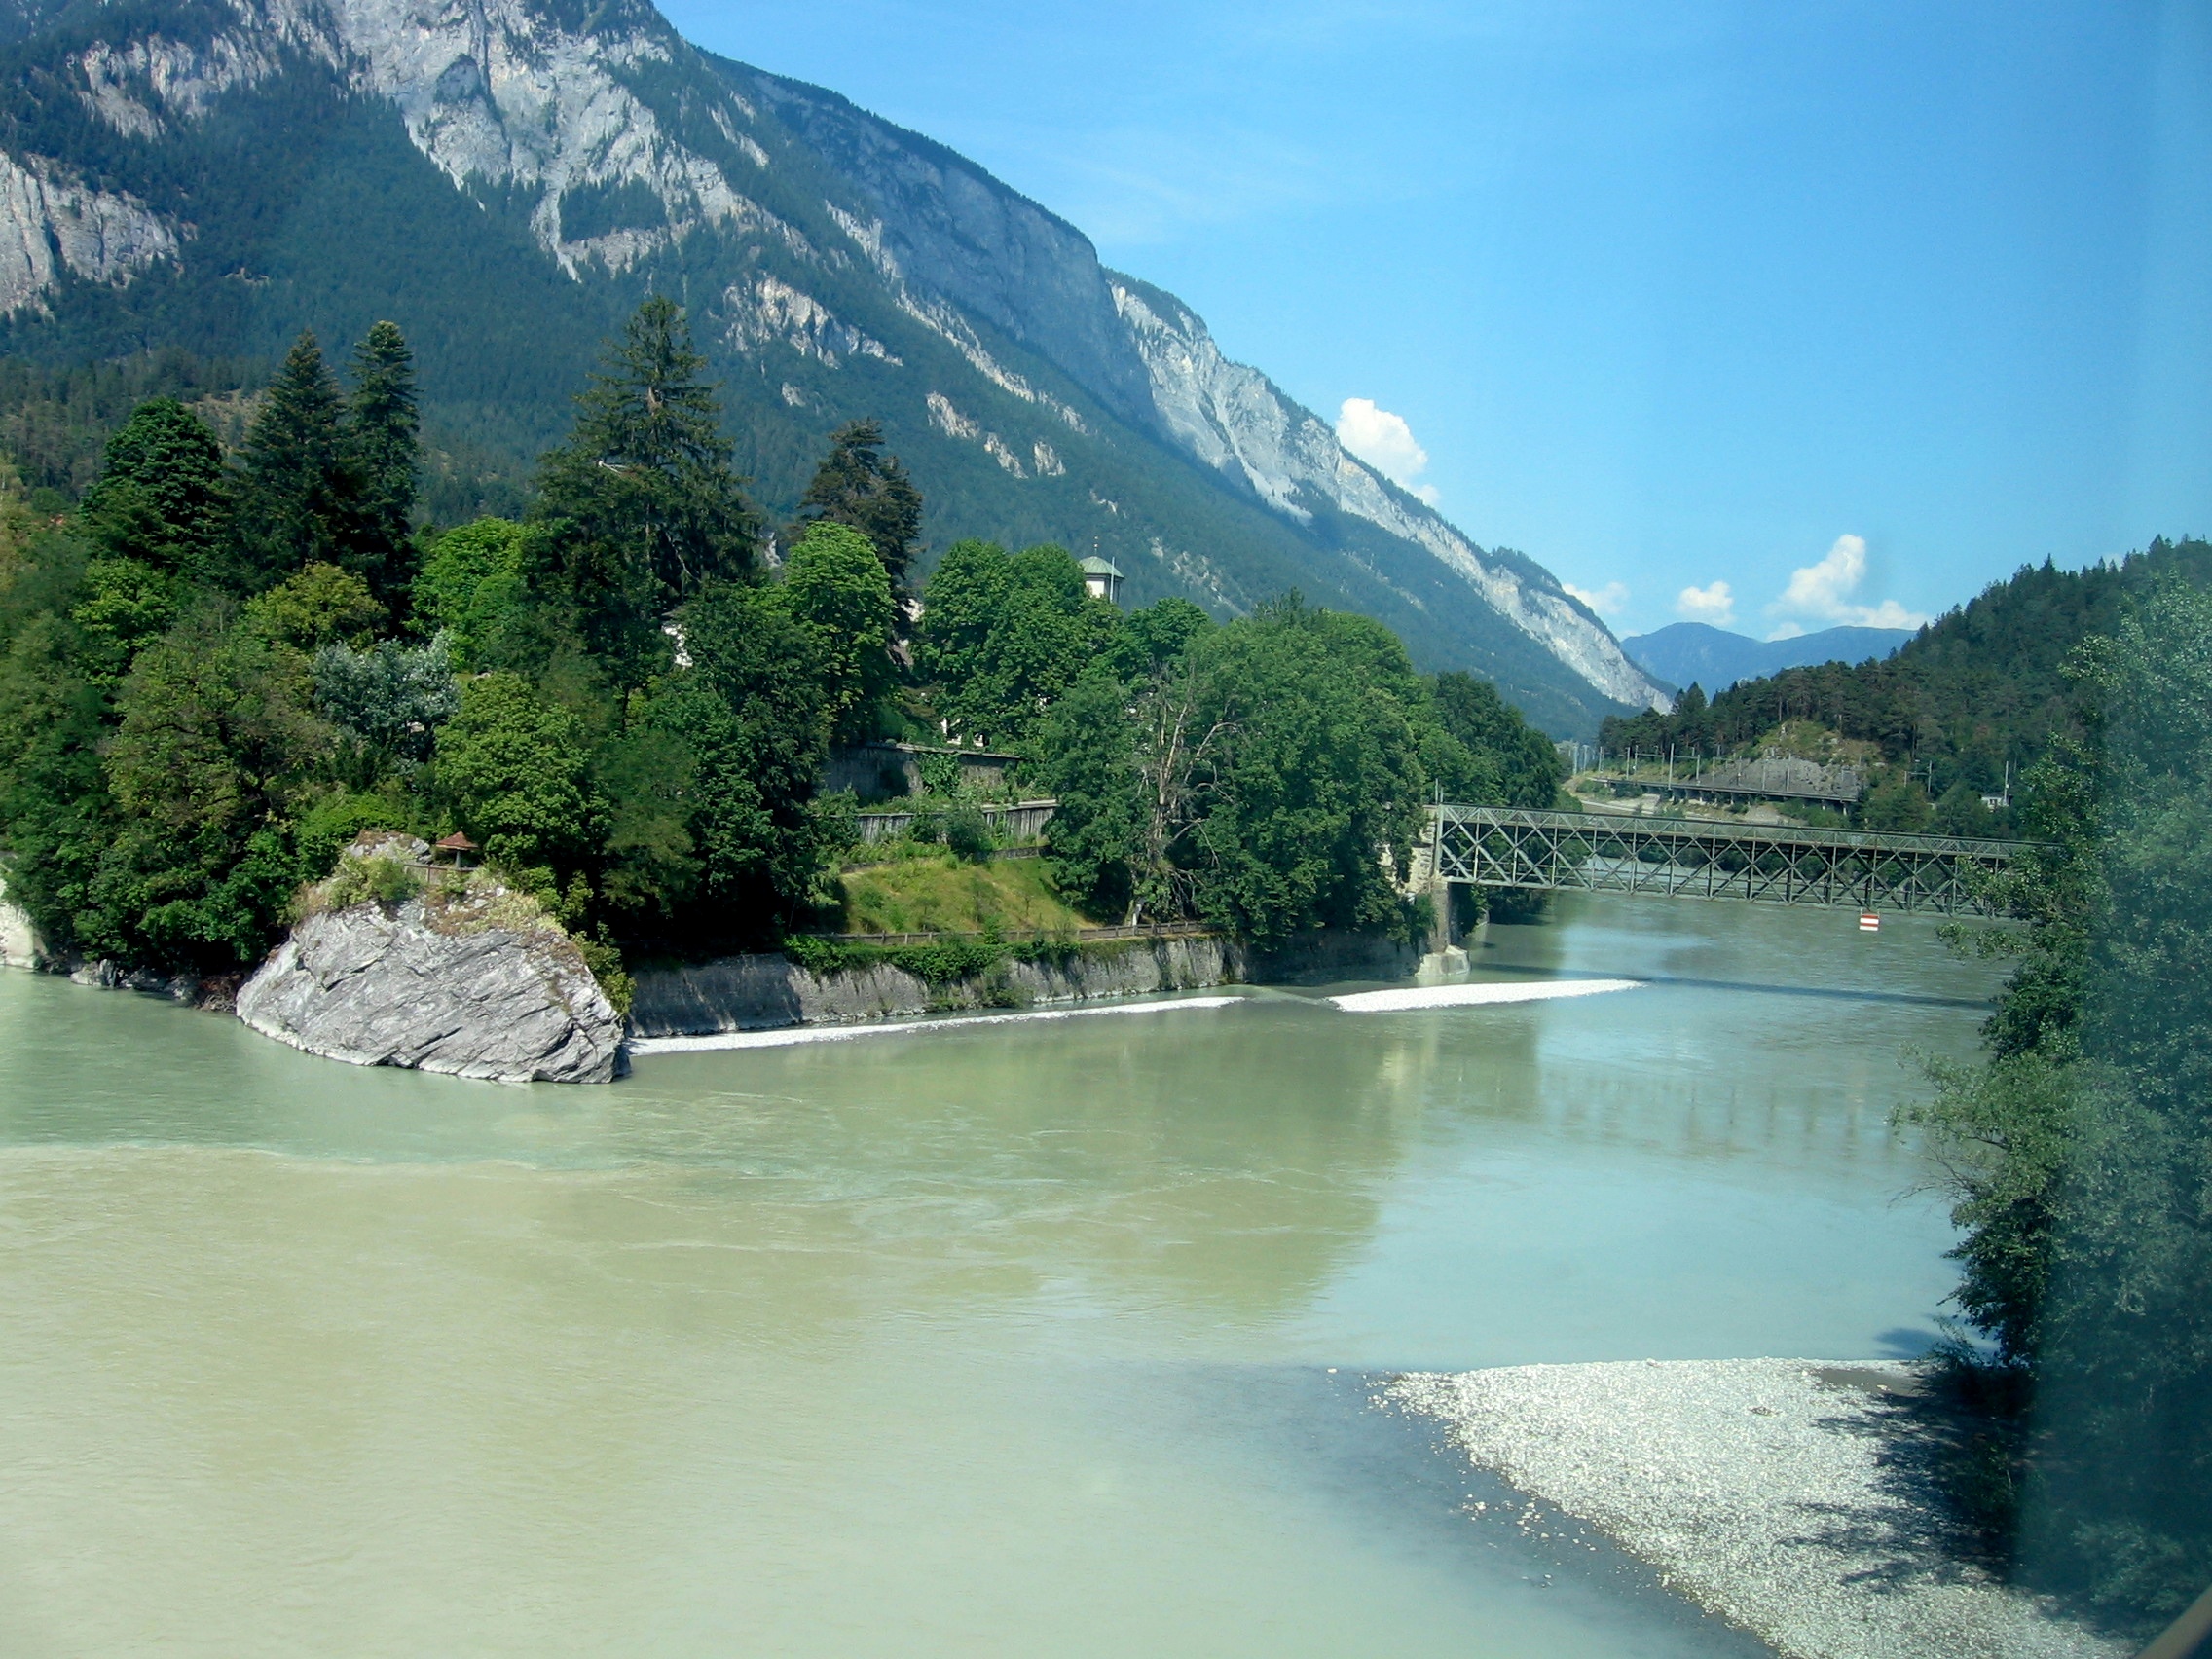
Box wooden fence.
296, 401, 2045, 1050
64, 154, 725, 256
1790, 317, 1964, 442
853, 799, 1059, 845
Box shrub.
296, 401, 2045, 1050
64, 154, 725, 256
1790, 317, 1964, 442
571, 931, 635, 1017
887, 935, 1003, 983
315, 850, 424, 912
942, 804, 993, 864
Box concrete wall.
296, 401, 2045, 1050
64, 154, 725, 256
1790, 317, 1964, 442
627, 931, 1419, 1038
629, 936, 1242, 1037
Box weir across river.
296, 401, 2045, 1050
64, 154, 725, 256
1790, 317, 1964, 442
1421, 805, 2032, 917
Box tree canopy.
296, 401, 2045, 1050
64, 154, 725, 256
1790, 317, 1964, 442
77, 398, 226, 582
773, 521, 896, 747
1037, 595, 1560, 940
917, 539, 1119, 751
1905, 578, 2212, 1632
0, 296, 1616, 977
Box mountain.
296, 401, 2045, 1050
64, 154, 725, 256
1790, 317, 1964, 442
0, 0, 1664, 735
1621, 622, 1912, 691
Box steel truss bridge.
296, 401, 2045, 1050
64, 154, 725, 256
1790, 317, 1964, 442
1425, 805, 2031, 917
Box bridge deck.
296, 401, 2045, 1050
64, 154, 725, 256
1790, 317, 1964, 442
1427, 806, 2031, 916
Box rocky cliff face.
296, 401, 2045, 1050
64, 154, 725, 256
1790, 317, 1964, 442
0, 0, 1665, 729
236, 851, 622, 1084
1101, 280, 1658, 708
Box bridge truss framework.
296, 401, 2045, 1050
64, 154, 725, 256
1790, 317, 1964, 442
1428, 806, 2028, 917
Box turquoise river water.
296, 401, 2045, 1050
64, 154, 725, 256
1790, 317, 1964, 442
0, 895, 2005, 1657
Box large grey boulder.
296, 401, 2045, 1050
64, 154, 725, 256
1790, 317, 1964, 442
237, 863, 623, 1084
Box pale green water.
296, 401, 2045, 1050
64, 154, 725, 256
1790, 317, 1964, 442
0, 896, 2002, 1657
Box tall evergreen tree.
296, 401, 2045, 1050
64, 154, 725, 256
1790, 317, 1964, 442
343, 320, 420, 607
536, 297, 756, 685
787, 418, 923, 588
77, 399, 227, 582
232, 331, 348, 591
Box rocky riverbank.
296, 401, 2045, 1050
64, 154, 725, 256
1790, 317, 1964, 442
15, 842, 1421, 1079
1385, 1360, 2122, 1659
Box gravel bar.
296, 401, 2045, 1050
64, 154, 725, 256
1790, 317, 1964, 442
1386, 1359, 2123, 1659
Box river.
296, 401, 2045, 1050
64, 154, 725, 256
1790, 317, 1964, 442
0, 895, 2004, 1657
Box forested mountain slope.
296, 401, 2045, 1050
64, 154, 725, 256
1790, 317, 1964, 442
0, 0, 1663, 732
1602, 539, 2212, 797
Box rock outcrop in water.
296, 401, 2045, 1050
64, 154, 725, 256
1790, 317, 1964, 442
236, 836, 623, 1084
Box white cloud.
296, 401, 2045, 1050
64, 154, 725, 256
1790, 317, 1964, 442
1765, 535, 1926, 635
1675, 580, 1735, 626
1336, 396, 1440, 504
1564, 580, 1629, 617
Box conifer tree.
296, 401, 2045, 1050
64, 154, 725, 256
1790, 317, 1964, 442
232, 331, 348, 591
788, 419, 923, 588
77, 399, 227, 581
536, 296, 756, 683
344, 320, 420, 606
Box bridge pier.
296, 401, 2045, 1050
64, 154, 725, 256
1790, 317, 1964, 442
1419, 831, 1469, 975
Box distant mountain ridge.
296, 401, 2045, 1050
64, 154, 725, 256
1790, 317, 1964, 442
1622, 622, 1912, 691
0, 0, 1667, 733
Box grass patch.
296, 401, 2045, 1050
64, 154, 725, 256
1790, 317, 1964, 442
836, 853, 1090, 937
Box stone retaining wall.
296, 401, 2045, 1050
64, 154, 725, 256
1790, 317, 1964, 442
627, 931, 1419, 1038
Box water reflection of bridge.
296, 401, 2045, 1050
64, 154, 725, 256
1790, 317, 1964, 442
1424, 805, 2030, 917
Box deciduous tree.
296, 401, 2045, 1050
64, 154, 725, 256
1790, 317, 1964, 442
775, 521, 895, 746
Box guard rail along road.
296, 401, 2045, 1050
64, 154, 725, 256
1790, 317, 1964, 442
1419, 805, 2035, 917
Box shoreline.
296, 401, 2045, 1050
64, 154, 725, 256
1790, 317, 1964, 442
626, 977, 1649, 1056
1385, 1359, 2123, 1659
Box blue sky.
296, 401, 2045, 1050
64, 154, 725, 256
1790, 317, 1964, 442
662, 0, 2212, 640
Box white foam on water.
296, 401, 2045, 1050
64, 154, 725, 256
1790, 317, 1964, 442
628, 995, 1244, 1055
1330, 978, 1642, 1014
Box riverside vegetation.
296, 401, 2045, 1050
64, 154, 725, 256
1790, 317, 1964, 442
0, 298, 1563, 994
1895, 578, 2212, 1636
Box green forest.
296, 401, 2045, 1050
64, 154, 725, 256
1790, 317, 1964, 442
1901, 576, 2212, 1635
1597, 540, 2212, 833
0, 299, 1563, 992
